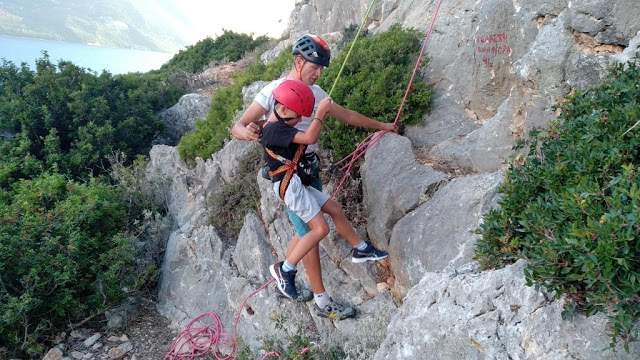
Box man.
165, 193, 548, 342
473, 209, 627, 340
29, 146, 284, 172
232, 34, 395, 319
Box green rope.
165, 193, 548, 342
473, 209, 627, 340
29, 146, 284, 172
327, 0, 377, 98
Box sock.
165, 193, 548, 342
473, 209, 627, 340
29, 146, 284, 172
314, 292, 330, 308
355, 241, 368, 251
282, 260, 296, 273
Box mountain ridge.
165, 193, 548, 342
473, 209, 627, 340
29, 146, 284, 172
0, 0, 188, 53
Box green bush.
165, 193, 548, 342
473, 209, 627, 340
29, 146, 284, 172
256, 312, 317, 360
177, 47, 291, 165
0, 52, 180, 357
161, 30, 270, 73
474, 58, 640, 348
0, 54, 183, 182
0, 174, 135, 356
317, 24, 432, 159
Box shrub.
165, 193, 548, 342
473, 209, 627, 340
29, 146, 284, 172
0, 54, 183, 182
0, 51, 180, 358
257, 312, 317, 360
474, 58, 640, 348
317, 24, 432, 160
161, 30, 270, 74
0, 174, 136, 356
177, 47, 291, 165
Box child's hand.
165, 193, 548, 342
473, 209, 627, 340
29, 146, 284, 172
316, 97, 333, 119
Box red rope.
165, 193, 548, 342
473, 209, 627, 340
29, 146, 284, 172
331, 0, 444, 199
164, 279, 310, 360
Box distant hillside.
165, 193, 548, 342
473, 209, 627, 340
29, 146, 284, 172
0, 0, 188, 53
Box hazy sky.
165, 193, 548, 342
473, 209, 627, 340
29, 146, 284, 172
137, 0, 298, 45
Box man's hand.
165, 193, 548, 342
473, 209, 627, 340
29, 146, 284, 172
381, 122, 398, 133
232, 101, 268, 142
243, 121, 261, 142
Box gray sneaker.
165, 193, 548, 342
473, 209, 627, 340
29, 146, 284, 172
315, 298, 357, 320
276, 285, 313, 302
296, 286, 313, 302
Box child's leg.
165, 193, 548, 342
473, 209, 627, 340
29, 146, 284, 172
321, 198, 389, 263
320, 199, 361, 247
286, 234, 325, 294
270, 177, 330, 300
285, 212, 329, 265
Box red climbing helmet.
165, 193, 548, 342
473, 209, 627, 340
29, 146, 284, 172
272, 79, 315, 117
292, 34, 331, 67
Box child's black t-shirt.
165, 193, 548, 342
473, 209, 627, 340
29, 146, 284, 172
260, 121, 302, 182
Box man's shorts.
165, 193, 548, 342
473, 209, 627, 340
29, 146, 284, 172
274, 174, 328, 224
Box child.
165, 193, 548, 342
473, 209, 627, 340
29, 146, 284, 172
260, 79, 388, 318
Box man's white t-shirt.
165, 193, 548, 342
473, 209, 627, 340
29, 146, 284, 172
254, 78, 328, 153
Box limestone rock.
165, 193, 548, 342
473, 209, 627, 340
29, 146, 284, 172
82, 333, 102, 348
43, 347, 63, 360
212, 139, 261, 184
159, 93, 212, 146
389, 171, 503, 296
361, 133, 448, 249
233, 211, 276, 283
374, 260, 640, 359
150, 1, 640, 357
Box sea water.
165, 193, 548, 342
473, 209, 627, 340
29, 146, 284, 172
0, 34, 175, 74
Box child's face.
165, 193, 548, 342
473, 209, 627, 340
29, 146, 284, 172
286, 114, 302, 126
282, 106, 302, 126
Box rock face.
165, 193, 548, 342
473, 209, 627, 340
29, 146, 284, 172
289, 0, 639, 171
377, 0, 639, 172
387, 170, 503, 296
287, 0, 399, 40
150, 0, 640, 357
374, 260, 639, 359
149, 139, 395, 355
158, 93, 212, 145
361, 133, 448, 250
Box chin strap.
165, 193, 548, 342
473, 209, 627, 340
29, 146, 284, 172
295, 57, 305, 81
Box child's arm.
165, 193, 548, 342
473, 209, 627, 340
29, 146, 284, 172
293, 97, 332, 145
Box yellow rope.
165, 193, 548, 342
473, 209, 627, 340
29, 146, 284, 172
327, 0, 377, 98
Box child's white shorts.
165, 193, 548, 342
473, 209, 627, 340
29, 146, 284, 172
273, 175, 328, 223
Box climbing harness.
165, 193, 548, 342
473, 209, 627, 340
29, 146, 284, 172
265, 144, 310, 200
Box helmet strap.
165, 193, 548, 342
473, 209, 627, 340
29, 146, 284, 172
294, 56, 305, 81
274, 102, 297, 123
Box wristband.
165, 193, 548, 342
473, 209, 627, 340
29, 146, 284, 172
313, 117, 323, 124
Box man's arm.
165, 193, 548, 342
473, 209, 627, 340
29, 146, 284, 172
327, 103, 398, 132
231, 101, 268, 141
